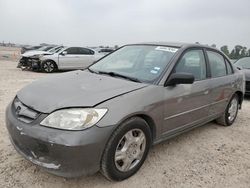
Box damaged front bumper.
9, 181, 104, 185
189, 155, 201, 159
18, 57, 41, 70
5, 103, 115, 178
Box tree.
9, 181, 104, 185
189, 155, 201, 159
221, 45, 230, 57
220, 45, 249, 59
229, 49, 236, 59
229, 45, 243, 59
240, 47, 247, 58
235, 45, 243, 59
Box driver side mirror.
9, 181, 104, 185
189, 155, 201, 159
61, 51, 67, 56
165, 73, 195, 86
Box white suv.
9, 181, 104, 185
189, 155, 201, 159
39, 47, 103, 73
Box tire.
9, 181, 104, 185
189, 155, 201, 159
216, 94, 239, 126
41, 60, 57, 73
100, 117, 152, 181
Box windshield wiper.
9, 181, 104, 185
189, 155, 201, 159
98, 71, 141, 83
87, 67, 98, 74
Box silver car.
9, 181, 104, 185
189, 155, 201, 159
39, 47, 103, 72
5, 42, 245, 181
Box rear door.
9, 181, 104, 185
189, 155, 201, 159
205, 50, 235, 116
162, 48, 211, 134
77, 48, 95, 68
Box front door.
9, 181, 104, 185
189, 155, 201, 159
162, 49, 211, 134
59, 47, 81, 69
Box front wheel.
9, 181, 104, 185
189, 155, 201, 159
100, 117, 152, 181
216, 94, 239, 126
41, 60, 57, 73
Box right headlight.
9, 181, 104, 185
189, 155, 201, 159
40, 108, 108, 130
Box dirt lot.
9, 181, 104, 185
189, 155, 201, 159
0, 47, 21, 62
0, 48, 250, 188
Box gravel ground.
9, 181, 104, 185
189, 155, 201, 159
0, 58, 250, 188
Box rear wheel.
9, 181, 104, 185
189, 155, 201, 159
216, 94, 239, 126
41, 60, 57, 73
100, 117, 152, 181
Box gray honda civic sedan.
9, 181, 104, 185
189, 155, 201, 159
6, 42, 245, 181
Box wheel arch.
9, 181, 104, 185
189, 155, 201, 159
137, 114, 156, 141
113, 114, 157, 142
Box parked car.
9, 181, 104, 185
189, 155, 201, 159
39, 47, 103, 72
6, 42, 245, 181
17, 46, 64, 70
234, 57, 250, 95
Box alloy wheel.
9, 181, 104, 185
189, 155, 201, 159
114, 129, 146, 172
228, 97, 238, 122
43, 61, 55, 72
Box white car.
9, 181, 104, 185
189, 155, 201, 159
39, 47, 103, 73
18, 46, 64, 69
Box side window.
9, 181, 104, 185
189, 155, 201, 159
174, 49, 207, 81
225, 59, 233, 74
207, 51, 227, 77
65, 47, 79, 55
78, 48, 95, 55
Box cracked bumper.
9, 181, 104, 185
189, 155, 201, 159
5, 104, 115, 178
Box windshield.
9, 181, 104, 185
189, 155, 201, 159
89, 45, 178, 83
234, 57, 250, 69
37, 46, 50, 51
37, 46, 54, 51
48, 46, 64, 53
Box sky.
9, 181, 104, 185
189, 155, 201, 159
0, 0, 250, 49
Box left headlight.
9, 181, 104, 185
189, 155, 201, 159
40, 108, 108, 130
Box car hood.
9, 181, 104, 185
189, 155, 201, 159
17, 70, 148, 113
22, 50, 53, 57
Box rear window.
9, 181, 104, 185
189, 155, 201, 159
207, 51, 227, 78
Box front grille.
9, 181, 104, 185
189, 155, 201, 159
246, 81, 250, 91
13, 97, 40, 123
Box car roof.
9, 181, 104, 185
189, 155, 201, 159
130, 42, 217, 50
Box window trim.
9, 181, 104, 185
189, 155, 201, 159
78, 47, 95, 55
167, 47, 209, 83
224, 58, 234, 75
64, 47, 79, 55
205, 49, 231, 78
